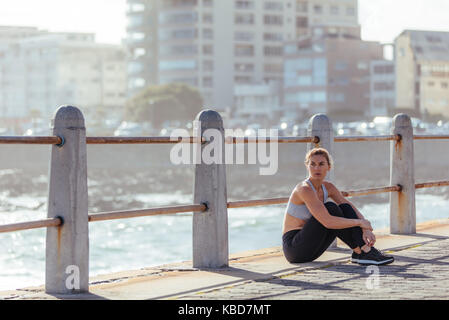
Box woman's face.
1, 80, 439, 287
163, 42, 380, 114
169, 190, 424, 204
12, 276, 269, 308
306, 154, 330, 179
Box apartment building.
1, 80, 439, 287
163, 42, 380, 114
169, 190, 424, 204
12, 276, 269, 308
370, 59, 395, 117
125, 0, 359, 111
395, 30, 449, 119
0, 30, 127, 120
283, 27, 383, 119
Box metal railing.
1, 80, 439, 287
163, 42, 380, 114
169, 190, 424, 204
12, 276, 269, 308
1, 107, 448, 294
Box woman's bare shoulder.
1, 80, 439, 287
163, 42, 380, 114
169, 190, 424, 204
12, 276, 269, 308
294, 180, 311, 192
292, 181, 314, 200
323, 181, 339, 191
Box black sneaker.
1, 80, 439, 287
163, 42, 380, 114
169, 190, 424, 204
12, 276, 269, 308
351, 252, 360, 264
356, 247, 394, 266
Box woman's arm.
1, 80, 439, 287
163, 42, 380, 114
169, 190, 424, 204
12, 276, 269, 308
297, 186, 371, 230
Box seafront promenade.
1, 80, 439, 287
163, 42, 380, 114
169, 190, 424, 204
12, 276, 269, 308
2, 218, 448, 300
2, 107, 449, 301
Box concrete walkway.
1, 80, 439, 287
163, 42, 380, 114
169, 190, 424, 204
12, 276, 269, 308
2, 218, 449, 300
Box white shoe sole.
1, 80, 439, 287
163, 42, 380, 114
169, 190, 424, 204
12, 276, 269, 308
354, 258, 394, 265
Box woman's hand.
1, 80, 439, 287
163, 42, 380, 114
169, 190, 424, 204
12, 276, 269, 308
362, 229, 376, 247
359, 219, 373, 231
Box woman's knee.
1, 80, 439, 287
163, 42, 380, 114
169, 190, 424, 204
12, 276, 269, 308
338, 203, 358, 218
324, 202, 344, 217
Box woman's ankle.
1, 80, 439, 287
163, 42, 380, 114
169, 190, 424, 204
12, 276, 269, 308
361, 245, 371, 253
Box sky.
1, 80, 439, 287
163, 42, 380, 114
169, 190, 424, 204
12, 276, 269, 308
0, 0, 448, 45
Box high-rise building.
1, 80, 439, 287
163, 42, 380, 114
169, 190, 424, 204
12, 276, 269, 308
283, 27, 383, 119
369, 59, 395, 117
125, 0, 359, 111
0, 29, 127, 121
395, 30, 449, 119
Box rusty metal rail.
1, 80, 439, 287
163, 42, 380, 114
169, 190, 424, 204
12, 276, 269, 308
0, 136, 63, 145
2, 133, 449, 145
415, 180, 449, 189
86, 136, 205, 144
88, 204, 207, 222
0, 217, 62, 233
0, 135, 319, 145
2, 181, 448, 234
334, 135, 400, 142
413, 135, 449, 140
341, 185, 402, 197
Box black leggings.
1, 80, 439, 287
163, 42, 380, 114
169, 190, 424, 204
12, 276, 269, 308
282, 202, 366, 263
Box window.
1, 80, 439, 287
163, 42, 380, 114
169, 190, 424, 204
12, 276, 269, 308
426, 35, 442, 43
235, 44, 254, 56
263, 46, 282, 56
296, 1, 308, 12
298, 75, 312, 86
203, 13, 213, 23
335, 61, 348, 70
235, 0, 254, 9
298, 92, 312, 103
133, 48, 146, 59
235, 63, 254, 72
285, 58, 312, 70
264, 2, 283, 10
264, 63, 282, 73
203, 0, 213, 7
128, 62, 143, 74
296, 16, 308, 28
203, 45, 213, 55
330, 93, 345, 102
160, 44, 197, 55
373, 65, 394, 74
128, 16, 144, 28
203, 60, 214, 71
313, 5, 322, 14
203, 28, 213, 39
134, 78, 145, 87
235, 76, 252, 83
159, 60, 197, 71
203, 77, 213, 87
129, 3, 145, 12
313, 91, 326, 102
263, 33, 283, 42
357, 62, 368, 70
131, 32, 145, 40
313, 58, 327, 85
284, 44, 297, 54
330, 5, 339, 15
264, 15, 283, 25
235, 31, 255, 41
159, 29, 197, 40
374, 82, 394, 91
159, 12, 197, 24
346, 6, 355, 16
235, 13, 254, 24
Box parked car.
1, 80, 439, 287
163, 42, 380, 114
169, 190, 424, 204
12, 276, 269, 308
113, 122, 144, 136
23, 127, 50, 136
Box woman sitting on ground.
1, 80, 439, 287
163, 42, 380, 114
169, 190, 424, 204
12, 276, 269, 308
282, 147, 394, 265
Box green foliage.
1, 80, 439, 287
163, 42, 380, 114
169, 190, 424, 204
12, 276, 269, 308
125, 83, 203, 127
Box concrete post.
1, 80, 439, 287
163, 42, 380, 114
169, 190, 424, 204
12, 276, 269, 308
390, 114, 416, 234
308, 114, 336, 247
307, 114, 335, 182
192, 109, 229, 268
46, 106, 89, 294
